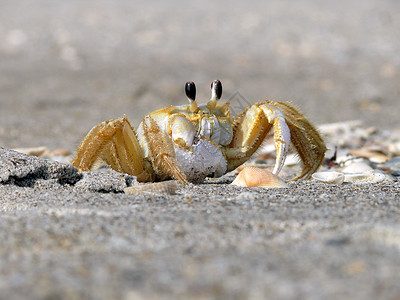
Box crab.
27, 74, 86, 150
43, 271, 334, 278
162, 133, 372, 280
72, 80, 327, 184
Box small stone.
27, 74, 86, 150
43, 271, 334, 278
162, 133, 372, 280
74, 169, 137, 193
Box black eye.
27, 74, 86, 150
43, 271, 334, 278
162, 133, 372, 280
185, 81, 196, 101
214, 80, 222, 99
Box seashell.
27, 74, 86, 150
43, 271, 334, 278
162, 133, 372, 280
235, 164, 273, 173
13, 146, 47, 156
312, 171, 345, 184
342, 162, 373, 174
388, 142, 400, 156
369, 155, 389, 164
231, 166, 288, 188
344, 171, 392, 184
124, 181, 179, 195
13, 147, 71, 158
46, 149, 71, 157
348, 149, 388, 163
377, 157, 400, 172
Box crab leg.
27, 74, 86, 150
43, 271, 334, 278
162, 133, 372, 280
226, 103, 290, 175
72, 116, 154, 182
226, 101, 326, 180
270, 102, 327, 180
140, 116, 189, 184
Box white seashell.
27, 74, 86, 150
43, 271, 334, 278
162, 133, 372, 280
231, 166, 288, 188
344, 171, 391, 184
342, 162, 373, 174
369, 155, 389, 164
312, 171, 345, 184
335, 154, 366, 165
388, 142, 400, 156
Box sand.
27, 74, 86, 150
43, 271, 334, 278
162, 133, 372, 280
1, 0, 400, 299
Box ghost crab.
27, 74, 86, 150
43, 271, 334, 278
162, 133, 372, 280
72, 80, 326, 184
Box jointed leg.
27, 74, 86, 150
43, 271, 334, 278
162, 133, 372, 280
226, 104, 285, 173
271, 102, 327, 180
140, 116, 189, 184
226, 101, 326, 180
72, 116, 153, 182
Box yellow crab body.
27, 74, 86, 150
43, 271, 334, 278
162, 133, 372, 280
72, 80, 326, 184
135, 103, 233, 183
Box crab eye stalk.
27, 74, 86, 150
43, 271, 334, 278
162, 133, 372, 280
185, 81, 198, 112
207, 79, 222, 112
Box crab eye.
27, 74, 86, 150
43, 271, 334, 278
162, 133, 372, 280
214, 80, 222, 99
185, 81, 196, 101
211, 80, 222, 100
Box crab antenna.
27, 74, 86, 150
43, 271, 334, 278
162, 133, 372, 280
185, 81, 198, 112
207, 80, 222, 111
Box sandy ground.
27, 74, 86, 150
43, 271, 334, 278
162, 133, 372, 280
1, 0, 400, 299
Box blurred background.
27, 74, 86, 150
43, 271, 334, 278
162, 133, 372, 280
0, 0, 399, 150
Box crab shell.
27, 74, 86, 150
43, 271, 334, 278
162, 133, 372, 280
136, 102, 234, 182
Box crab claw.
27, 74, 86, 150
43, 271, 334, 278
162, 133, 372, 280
260, 104, 291, 175
169, 114, 196, 148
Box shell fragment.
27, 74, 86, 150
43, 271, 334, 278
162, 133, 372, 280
342, 162, 373, 174
124, 181, 179, 195
312, 171, 345, 184
231, 166, 288, 188
344, 171, 392, 184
